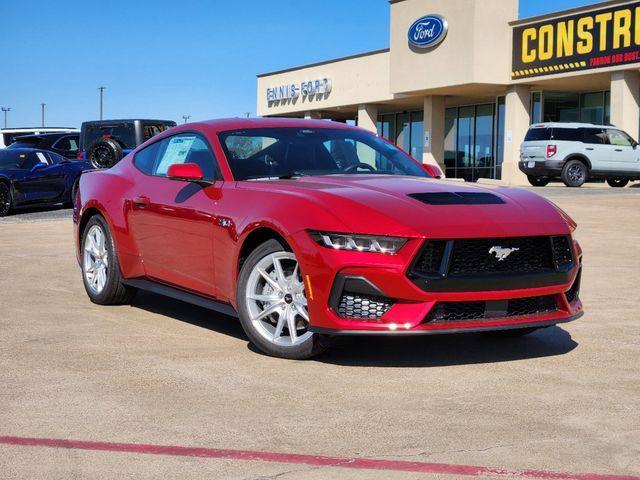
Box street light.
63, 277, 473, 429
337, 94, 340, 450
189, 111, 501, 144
41, 103, 46, 127
98, 86, 105, 120
182, 115, 191, 124
1, 107, 10, 128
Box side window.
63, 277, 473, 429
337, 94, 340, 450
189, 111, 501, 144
607, 129, 633, 147
134, 134, 219, 180
54, 136, 79, 152
582, 128, 607, 144
552, 128, 581, 142
19, 152, 40, 169
153, 134, 219, 180
133, 140, 163, 175
35, 152, 51, 165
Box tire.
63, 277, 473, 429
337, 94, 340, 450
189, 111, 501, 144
86, 138, 124, 169
0, 182, 12, 217
236, 239, 328, 359
561, 159, 588, 187
483, 327, 540, 338
607, 178, 629, 188
81, 215, 136, 305
527, 176, 550, 187
64, 178, 79, 208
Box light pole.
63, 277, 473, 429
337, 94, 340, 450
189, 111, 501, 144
244, 112, 251, 118
1, 107, 10, 128
182, 115, 191, 124
98, 86, 105, 120
41, 103, 46, 127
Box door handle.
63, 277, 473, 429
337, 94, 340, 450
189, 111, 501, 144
615, 149, 623, 152
585, 147, 594, 150
133, 195, 150, 207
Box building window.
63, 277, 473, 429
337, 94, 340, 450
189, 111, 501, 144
376, 112, 422, 161
409, 111, 423, 159
531, 92, 542, 124
531, 91, 610, 125
495, 97, 505, 180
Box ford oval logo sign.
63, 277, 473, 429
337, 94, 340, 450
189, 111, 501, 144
408, 15, 448, 49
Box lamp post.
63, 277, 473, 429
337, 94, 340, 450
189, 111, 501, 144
41, 103, 46, 127
98, 86, 105, 120
1, 107, 10, 128
182, 115, 191, 124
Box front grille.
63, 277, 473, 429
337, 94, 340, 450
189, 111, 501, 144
337, 293, 394, 320
552, 236, 573, 269
411, 236, 574, 283
448, 236, 554, 275
413, 240, 447, 275
425, 295, 558, 324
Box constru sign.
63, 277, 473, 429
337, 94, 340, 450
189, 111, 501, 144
512, 1, 640, 79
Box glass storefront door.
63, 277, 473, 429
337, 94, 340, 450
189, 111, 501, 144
445, 103, 499, 181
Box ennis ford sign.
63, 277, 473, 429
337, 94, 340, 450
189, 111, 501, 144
408, 15, 448, 49
266, 78, 332, 103
512, 2, 640, 79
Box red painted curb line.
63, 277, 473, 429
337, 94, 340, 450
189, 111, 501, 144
0, 435, 638, 480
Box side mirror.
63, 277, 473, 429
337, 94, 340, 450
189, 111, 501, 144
30, 162, 47, 172
167, 163, 207, 183
421, 163, 443, 179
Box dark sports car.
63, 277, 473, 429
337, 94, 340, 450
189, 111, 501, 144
0, 148, 92, 216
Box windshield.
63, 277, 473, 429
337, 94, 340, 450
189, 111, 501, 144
218, 127, 428, 180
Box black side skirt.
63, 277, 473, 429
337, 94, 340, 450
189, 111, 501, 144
123, 278, 238, 318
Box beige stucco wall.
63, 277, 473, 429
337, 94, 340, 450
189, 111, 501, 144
389, 0, 518, 94
256, 51, 393, 117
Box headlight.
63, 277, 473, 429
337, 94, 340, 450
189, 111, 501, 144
308, 231, 407, 254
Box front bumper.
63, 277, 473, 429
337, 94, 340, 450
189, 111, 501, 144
294, 231, 583, 336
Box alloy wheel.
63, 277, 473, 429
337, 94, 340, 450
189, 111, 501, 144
567, 164, 584, 183
0, 184, 10, 216
83, 224, 109, 294
245, 252, 312, 347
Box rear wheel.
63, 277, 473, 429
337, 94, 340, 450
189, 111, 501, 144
64, 178, 79, 208
237, 239, 327, 359
81, 215, 136, 305
606, 178, 629, 188
527, 176, 550, 187
0, 182, 11, 217
561, 160, 588, 187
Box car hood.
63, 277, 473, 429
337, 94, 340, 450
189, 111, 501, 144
242, 175, 571, 238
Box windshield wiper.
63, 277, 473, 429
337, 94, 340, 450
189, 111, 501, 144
277, 171, 306, 179
244, 171, 306, 181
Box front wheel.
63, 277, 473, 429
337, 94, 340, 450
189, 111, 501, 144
81, 215, 137, 305
527, 176, 550, 187
237, 239, 327, 359
607, 178, 629, 188
561, 160, 588, 187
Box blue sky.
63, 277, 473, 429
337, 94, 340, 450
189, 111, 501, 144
0, 0, 597, 128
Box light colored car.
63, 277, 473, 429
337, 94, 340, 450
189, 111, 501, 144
0, 127, 78, 149
519, 122, 640, 187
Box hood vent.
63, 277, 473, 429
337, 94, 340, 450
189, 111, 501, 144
408, 192, 505, 205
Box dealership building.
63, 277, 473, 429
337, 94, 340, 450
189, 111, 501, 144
256, 0, 640, 184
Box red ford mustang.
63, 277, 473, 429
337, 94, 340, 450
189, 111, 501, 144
74, 118, 583, 359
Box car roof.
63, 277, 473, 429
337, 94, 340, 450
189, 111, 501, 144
528, 122, 616, 129
182, 117, 360, 134
0, 127, 78, 132
2, 147, 48, 153
14, 132, 78, 140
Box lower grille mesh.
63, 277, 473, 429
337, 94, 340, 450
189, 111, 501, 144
337, 293, 394, 320
425, 295, 558, 324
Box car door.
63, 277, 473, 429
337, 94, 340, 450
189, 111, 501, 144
127, 132, 223, 297
15, 151, 68, 202
580, 127, 610, 172
605, 129, 640, 173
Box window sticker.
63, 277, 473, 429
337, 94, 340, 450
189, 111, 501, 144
36, 152, 49, 165
156, 136, 196, 175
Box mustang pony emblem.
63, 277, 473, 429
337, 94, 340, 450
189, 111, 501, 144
489, 246, 520, 261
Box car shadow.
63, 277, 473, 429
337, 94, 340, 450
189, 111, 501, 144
10, 204, 68, 215
314, 327, 578, 368
130, 291, 578, 367
131, 290, 247, 341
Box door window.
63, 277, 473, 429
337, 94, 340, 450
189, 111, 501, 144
53, 135, 79, 152
133, 133, 219, 180
19, 152, 41, 169
582, 128, 607, 144
606, 129, 633, 146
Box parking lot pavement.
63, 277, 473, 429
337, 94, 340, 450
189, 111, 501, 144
0, 187, 639, 480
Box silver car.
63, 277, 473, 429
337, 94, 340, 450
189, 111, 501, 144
519, 122, 640, 187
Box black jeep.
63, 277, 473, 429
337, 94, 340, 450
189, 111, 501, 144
80, 119, 176, 168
